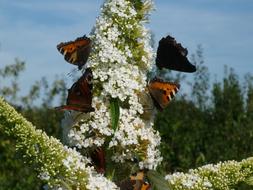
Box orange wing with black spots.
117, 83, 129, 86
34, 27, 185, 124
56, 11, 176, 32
57, 36, 91, 69
148, 77, 180, 109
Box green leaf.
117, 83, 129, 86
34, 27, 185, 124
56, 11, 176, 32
110, 97, 120, 132
147, 170, 171, 190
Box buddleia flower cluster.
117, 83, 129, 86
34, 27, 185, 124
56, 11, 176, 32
0, 97, 118, 190
3, 0, 253, 190
165, 158, 253, 189
65, 0, 162, 171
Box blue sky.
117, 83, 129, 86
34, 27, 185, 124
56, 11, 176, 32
0, 0, 253, 94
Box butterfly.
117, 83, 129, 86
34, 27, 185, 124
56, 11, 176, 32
117, 171, 151, 190
156, 35, 196, 73
57, 35, 91, 70
130, 171, 151, 190
148, 77, 180, 110
55, 68, 95, 113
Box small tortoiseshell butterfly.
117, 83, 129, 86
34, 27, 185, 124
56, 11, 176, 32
148, 77, 180, 110
156, 35, 196, 73
55, 68, 94, 113
57, 35, 91, 70
117, 171, 151, 190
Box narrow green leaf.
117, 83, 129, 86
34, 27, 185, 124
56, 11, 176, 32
147, 170, 171, 190
110, 97, 120, 132
61, 180, 73, 190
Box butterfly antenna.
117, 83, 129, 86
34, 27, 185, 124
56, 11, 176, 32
143, 106, 154, 111
67, 68, 79, 77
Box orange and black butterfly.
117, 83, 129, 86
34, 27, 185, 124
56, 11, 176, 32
57, 35, 91, 70
117, 171, 151, 190
55, 68, 95, 113
148, 77, 180, 110
130, 171, 151, 190
156, 35, 196, 73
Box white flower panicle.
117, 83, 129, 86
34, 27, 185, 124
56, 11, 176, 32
42, 145, 119, 190
65, 0, 162, 171
165, 160, 251, 190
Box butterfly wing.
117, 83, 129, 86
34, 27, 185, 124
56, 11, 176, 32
57, 36, 91, 69
90, 147, 106, 174
56, 68, 94, 113
148, 78, 180, 109
130, 171, 151, 190
55, 104, 93, 112
156, 35, 196, 73
117, 171, 151, 190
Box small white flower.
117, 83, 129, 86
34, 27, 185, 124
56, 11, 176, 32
38, 171, 50, 181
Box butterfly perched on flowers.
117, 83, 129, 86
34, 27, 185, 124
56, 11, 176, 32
57, 35, 91, 70
55, 68, 95, 112
130, 171, 151, 190
156, 35, 196, 73
148, 77, 180, 110
117, 171, 151, 190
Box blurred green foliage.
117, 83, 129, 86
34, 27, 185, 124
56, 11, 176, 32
155, 46, 253, 190
1, 46, 253, 189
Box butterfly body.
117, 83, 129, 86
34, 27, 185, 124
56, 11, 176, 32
148, 78, 180, 110
156, 35, 196, 73
57, 36, 91, 70
56, 68, 94, 113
